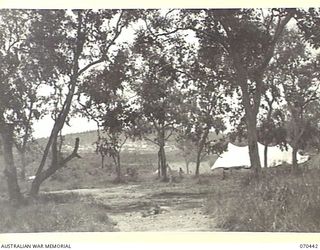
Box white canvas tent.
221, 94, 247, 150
211, 142, 309, 169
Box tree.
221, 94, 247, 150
175, 130, 197, 174
181, 9, 295, 174
178, 50, 228, 176
273, 29, 320, 170
257, 64, 287, 168
0, 9, 33, 204
284, 65, 320, 169
78, 49, 137, 182
258, 109, 288, 168
131, 65, 182, 180
26, 9, 139, 196
130, 29, 184, 180
13, 70, 45, 180
176, 123, 226, 177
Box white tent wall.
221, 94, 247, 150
212, 143, 250, 169
211, 142, 309, 169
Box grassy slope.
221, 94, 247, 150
206, 166, 320, 232
18, 130, 218, 191
1, 130, 320, 232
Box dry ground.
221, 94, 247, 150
45, 178, 219, 231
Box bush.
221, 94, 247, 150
207, 168, 320, 232
0, 199, 117, 233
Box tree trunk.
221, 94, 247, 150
115, 153, 122, 182
30, 138, 81, 197
31, 12, 86, 197
157, 128, 167, 181
264, 144, 268, 168
232, 56, 263, 175
29, 180, 41, 197
101, 155, 105, 169
185, 160, 190, 174
31, 77, 78, 197
30, 163, 63, 196
0, 123, 23, 204
292, 146, 298, 170
33, 79, 76, 181
247, 127, 261, 174
245, 103, 262, 174
20, 150, 26, 180
159, 144, 167, 181
29, 170, 49, 196
195, 128, 209, 177
264, 106, 273, 169
157, 149, 161, 178
29, 163, 57, 197
195, 151, 201, 177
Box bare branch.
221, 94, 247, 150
165, 128, 174, 140
60, 137, 81, 166
143, 135, 159, 146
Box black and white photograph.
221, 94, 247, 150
0, 6, 320, 235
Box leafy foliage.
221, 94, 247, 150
274, 29, 320, 159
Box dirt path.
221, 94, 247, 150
46, 183, 216, 231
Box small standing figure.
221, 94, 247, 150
179, 167, 184, 179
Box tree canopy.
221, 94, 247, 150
0, 8, 320, 204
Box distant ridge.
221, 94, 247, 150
36, 129, 224, 154
36, 130, 98, 151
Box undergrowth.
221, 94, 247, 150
0, 197, 117, 233
207, 167, 320, 232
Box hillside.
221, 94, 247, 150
37, 130, 223, 155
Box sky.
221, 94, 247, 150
33, 115, 98, 138
33, 79, 100, 138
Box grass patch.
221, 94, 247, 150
206, 167, 320, 232
0, 198, 117, 233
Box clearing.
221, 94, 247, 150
45, 180, 218, 231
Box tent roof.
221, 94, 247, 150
211, 142, 308, 169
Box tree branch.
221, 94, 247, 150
60, 137, 81, 166
257, 10, 295, 73
143, 135, 159, 146
78, 10, 126, 76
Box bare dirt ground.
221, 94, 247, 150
46, 181, 217, 231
